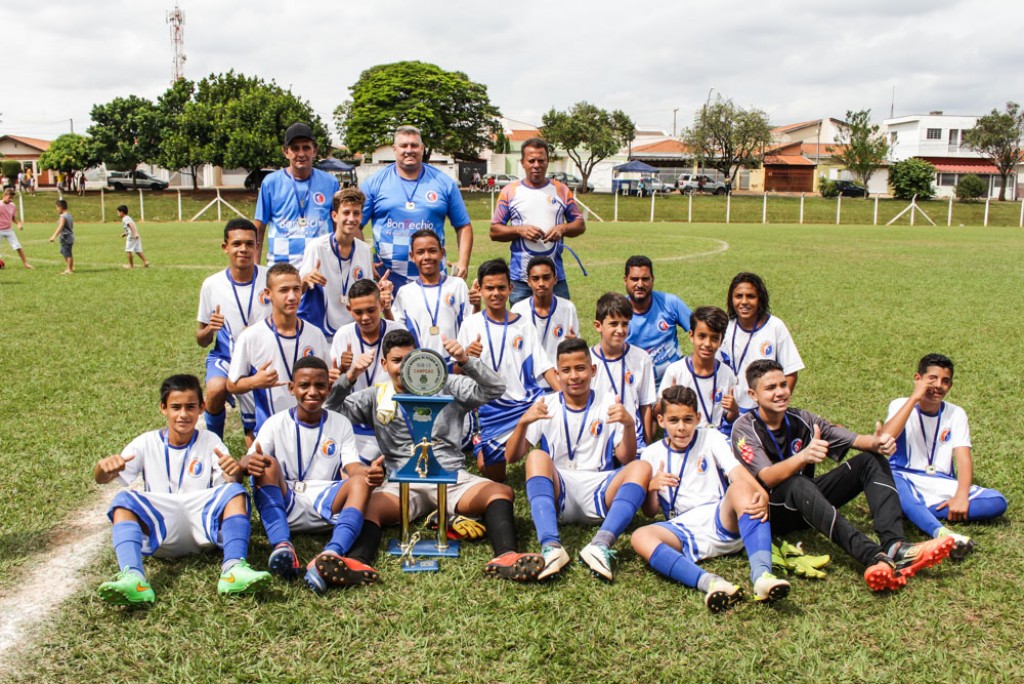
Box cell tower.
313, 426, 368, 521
166, 3, 186, 82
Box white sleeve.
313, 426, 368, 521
391, 287, 409, 328
885, 398, 905, 422
952, 407, 972, 449
774, 319, 805, 374
249, 415, 280, 456
708, 431, 742, 475
567, 301, 580, 338
658, 361, 682, 397
529, 325, 554, 378
337, 418, 361, 468
116, 435, 146, 486
638, 352, 657, 405
456, 316, 473, 347
227, 332, 251, 382
298, 241, 318, 278
197, 280, 213, 324
208, 434, 230, 486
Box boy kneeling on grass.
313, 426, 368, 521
94, 375, 270, 605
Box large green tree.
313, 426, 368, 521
541, 102, 634, 193
963, 102, 1024, 201
889, 158, 936, 200
829, 109, 889, 198
38, 133, 97, 176
153, 79, 213, 191
683, 96, 772, 186
88, 95, 160, 187
335, 61, 500, 161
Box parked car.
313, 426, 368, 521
483, 173, 520, 189
107, 170, 169, 191
677, 173, 727, 195
645, 176, 675, 194
834, 180, 867, 198
244, 168, 276, 191
547, 171, 595, 193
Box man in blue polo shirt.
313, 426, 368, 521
361, 125, 473, 289
623, 255, 692, 384
254, 123, 340, 266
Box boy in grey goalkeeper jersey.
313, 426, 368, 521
324, 329, 545, 581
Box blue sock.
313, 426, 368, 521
895, 474, 943, 537
253, 485, 290, 546
597, 482, 646, 542
204, 409, 226, 439
649, 542, 704, 589
324, 507, 364, 556
112, 521, 145, 577
525, 476, 560, 547
220, 514, 251, 569
738, 513, 773, 583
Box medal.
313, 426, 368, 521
293, 481, 307, 493
405, 201, 416, 210
429, 325, 439, 336
340, 295, 348, 307
298, 217, 307, 228
925, 465, 936, 475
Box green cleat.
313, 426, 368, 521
218, 560, 271, 596
704, 578, 744, 613
98, 568, 155, 606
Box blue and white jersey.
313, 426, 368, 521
297, 234, 375, 341
255, 168, 339, 266
590, 344, 657, 449
510, 295, 579, 384
361, 164, 471, 287
196, 267, 271, 364
491, 180, 581, 282
247, 408, 359, 482
525, 391, 623, 472
117, 429, 229, 493
887, 399, 971, 476
329, 318, 404, 443
718, 315, 803, 411
626, 291, 693, 383
641, 431, 739, 519
392, 276, 469, 367
658, 357, 737, 429
457, 310, 552, 441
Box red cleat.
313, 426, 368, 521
483, 552, 544, 582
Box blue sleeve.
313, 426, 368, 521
446, 179, 471, 228
298, 286, 327, 338
359, 175, 377, 227
254, 176, 273, 223
671, 294, 693, 332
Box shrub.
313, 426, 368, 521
955, 174, 987, 201
819, 176, 839, 198
889, 158, 936, 200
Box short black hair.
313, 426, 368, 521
382, 329, 416, 358
727, 272, 771, 321
659, 385, 698, 413
690, 306, 729, 336
159, 374, 203, 405
410, 228, 442, 250
477, 258, 511, 285
293, 355, 328, 375
595, 292, 632, 323
917, 353, 954, 377
266, 262, 300, 286
556, 337, 590, 361
56, 199, 68, 210
347, 278, 380, 301
520, 137, 551, 158
116, 204, 129, 214
624, 255, 653, 277
223, 217, 258, 242
526, 255, 556, 277
745, 359, 784, 389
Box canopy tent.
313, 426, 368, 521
316, 158, 355, 172
612, 160, 659, 173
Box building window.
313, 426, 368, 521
890, 131, 898, 145
937, 173, 957, 187
926, 128, 942, 140
948, 129, 959, 152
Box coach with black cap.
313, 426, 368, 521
254, 122, 341, 266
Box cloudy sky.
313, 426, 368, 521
4, 0, 1024, 142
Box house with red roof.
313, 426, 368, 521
0, 135, 53, 185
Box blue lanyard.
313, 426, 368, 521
290, 172, 311, 222
226, 268, 256, 328
356, 321, 386, 387
915, 403, 945, 469
329, 234, 354, 300
268, 317, 302, 382
660, 435, 696, 517
728, 316, 769, 375
290, 408, 326, 482
530, 296, 556, 343
686, 358, 718, 425
593, 345, 627, 403
483, 311, 509, 372
399, 166, 424, 206
561, 391, 594, 462
162, 429, 198, 494
417, 276, 445, 331
754, 412, 791, 462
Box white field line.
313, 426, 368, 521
587, 236, 730, 267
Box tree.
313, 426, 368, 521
153, 79, 212, 191
828, 109, 889, 198
683, 96, 772, 186
38, 133, 97, 177
541, 102, 634, 194
963, 102, 1024, 201
336, 61, 500, 161
889, 158, 936, 200
88, 95, 160, 187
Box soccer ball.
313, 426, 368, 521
0, 256, 6, 269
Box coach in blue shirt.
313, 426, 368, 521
623, 255, 692, 384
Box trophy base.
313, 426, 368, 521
388, 538, 461, 558
401, 559, 440, 573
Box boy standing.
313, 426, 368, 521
93, 375, 270, 605
623, 256, 692, 384
510, 255, 579, 389
47, 199, 74, 275
117, 204, 151, 269
0, 188, 32, 268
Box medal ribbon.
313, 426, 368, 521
268, 317, 303, 382
162, 429, 198, 494
686, 358, 719, 425
916, 403, 945, 471
728, 316, 769, 375
561, 391, 594, 462
484, 311, 509, 372
226, 268, 257, 328
291, 408, 326, 482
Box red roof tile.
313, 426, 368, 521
0, 135, 51, 151
632, 139, 693, 155
507, 128, 541, 142
764, 154, 815, 166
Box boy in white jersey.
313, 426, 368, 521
299, 187, 386, 341
510, 256, 579, 390
659, 306, 738, 432
117, 204, 150, 269
881, 354, 1007, 560
632, 386, 788, 612
392, 229, 469, 369
507, 338, 651, 582
227, 263, 333, 435
590, 292, 656, 450
197, 219, 270, 443
93, 375, 270, 605
242, 357, 385, 592
458, 258, 559, 482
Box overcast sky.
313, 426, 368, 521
4, 0, 1024, 142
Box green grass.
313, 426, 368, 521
1, 219, 1022, 682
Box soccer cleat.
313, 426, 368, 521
314, 551, 380, 587
304, 559, 328, 595
267, 541, 301, 580
537, 544, 571, 581
936, 528, 975, 562
424, 511, 487, 541
891, 537, 955, 579
704, 578, 745, 613
98, 568, 155, 606
863, 554, 905, 592
753, 572, 791, 603
578, 543, 617, 582
483, 551, 544, 582
218, 560, 271, 595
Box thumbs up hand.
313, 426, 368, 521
208, 304, 224, 331
799, 424, 829, 464
466, 333, 483, 358
468, 279, 481, 309
246, 442, 271, 477
873, 420, 896, 456
340, 342, 354, 372
329, 358, 342, 385
524, 396, 552, 424
253, 359, 283, 388
650, 459, 679, 491
304, 258, 327, 290
608, 395, 632, 426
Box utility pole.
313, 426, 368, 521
166, 3, 186, 83
672, 108, 679, 138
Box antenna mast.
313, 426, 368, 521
166, 4, 186, 82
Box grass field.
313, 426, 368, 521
1, 218, 1022, 682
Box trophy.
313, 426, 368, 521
386, 348, 460, 572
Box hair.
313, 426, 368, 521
659, 385, 699, 413
624, 255, 653, 277
726, 272, 771, 321
394, 125, 422, 140
347, 278, 380, 301
116, 204, 129, 214
556, 337, 590, 361
410, 228, 442, 250
526, 255, 556, 277
595, 291, 632, 322
689, 305, 729, 336
382, 329, 416, 357
332, 187, 365, 212
2, 188, 13, 197
223, 217, 258, 242
917, 353, 954, 377
266, 262, 300, 286
293, 355, 328, 374
745, 359, 784, 389
477, 258, 511, 285
159, 374, 204, 405
520, 137, 551, 158
56, 199, 68, 210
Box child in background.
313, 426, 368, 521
118, 204, 151, 269
48, 199, 74, 275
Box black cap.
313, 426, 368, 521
283, 123, 315, 146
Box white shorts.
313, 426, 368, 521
285, 479, 347, 533
125, 236, 143, 253
0, 229, 21, 251
657, 501, 743, 563
353, 429, 381, 463
375, 469, 490, 521
109, 483, 247, 559
556, 469, 617, 525
893, 468, 987, 509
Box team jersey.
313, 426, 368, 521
227, 317, 330, 433
731, 408, 856, 481
642, 430, 740, 519
525, 390, 624, 472
457, 310, 552, 441
361, 164, 471, 285
248, 408, 359, 482
590, 344, 656, 448
297, 234, 375, 340
255, 168, 340, 266
626, 291, 693, 381
510, 295, 579, 381
719, 315, 804, 411
887, 399, 971, 476
117, 429, 229, 493
658, 357, 737, 429
196, 266, 271, 363
491, 179, 581, 282
392, 275, 469, 366
329, 319, 405, 392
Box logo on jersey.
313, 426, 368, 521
553, 324, 564, 339
696, 456, 708, 474
425, 190, 439, 203
512, 335, 524, 351
301, 346, 315, 358
259, 291, 272, 306
790, 438, 804, 453
321, 440, 337, 457
760, 341, 774, 356
658, 320, 671, 332
940, 428, 952, 443
737, 437, 755, 464
590, 420, 604, 438
625, 370, 635, 385
446, 293, 457, 307
187, 459, 204, 478
313, 192, 326, 205
353, 267, 364, 280
713, 389, 723, 403
547, 195, 559, 206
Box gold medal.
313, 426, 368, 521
925, 465, 936, 475
297, 217, 307, 228
429, 325, 439, 336
405, 201, 415, 210
293, 481, 307, 494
